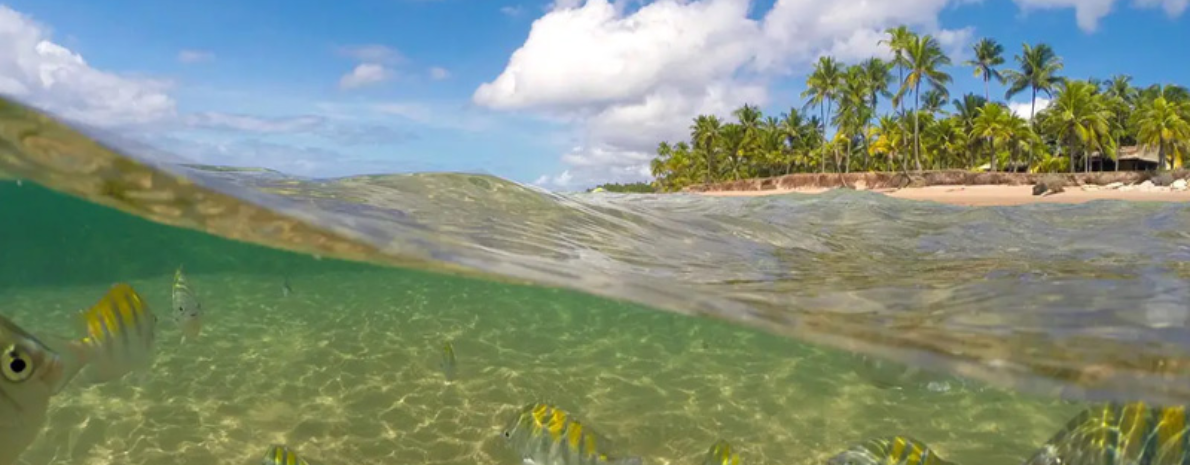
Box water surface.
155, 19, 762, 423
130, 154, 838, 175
1, 96, 1188, 464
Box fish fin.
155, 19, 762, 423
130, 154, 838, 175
611, 457, 643, 465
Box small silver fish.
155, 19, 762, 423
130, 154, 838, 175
827, 436, 955, 465
74, 283, 158, 384
172, 266, 202, 342
701, 439, 740, 465
1024, 402, 1190, 465
282, 277, 293, 298
0, 315, 82, 465
440, 341, 457, 381
261, 444, 310, 465
501, 402, 643, 465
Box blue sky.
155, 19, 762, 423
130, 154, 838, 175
0, 0, 1186, 190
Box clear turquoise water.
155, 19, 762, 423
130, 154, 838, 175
2, 95, 1189, 465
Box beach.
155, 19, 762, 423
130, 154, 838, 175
700, 184, 1190, 206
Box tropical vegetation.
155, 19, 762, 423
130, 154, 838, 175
649, 26, 1190, 192
588, 182, 656, 193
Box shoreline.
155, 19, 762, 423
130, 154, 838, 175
700, 184, 1190, 206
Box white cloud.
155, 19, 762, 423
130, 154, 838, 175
339, 63, 393, 89
474, 0, 974, 189
177, 49, 215, 64
1008, 97, 1053, 120
0, 5, 176, 128
501, 5, 525, 16
1012, 0, 1187, 31
429, 66, 451, 80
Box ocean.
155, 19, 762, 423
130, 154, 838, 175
2, 97, 1189, 465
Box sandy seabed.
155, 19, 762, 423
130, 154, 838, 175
701, 184, 1190, 206
6, 269, 1089, 465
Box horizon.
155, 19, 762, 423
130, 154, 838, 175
0, 0, 1187, 190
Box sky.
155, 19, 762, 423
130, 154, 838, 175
0, 0, 1186, 191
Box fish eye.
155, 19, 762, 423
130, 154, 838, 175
1, 344, 33, 382
503, 431, 511, 438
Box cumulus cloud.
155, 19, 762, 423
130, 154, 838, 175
339, 63, 393, 89
0, 5, 176, 128
476, 0, 976, 189
177, 49, 215, 64
1012, 0, 1187, 31
1008, 97, 1053, 120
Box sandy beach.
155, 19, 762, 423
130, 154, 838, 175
701, 184, 1190, 206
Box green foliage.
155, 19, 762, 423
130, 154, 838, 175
588, 182, 656, 193
642, 26, 1190, 192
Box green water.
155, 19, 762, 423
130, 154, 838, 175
1, 181, 1094, 465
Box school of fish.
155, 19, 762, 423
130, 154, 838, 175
2, 266, 1188, 465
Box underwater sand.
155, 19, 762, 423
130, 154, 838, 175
7, 268, 1087, 465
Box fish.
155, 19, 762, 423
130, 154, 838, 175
261, 444, 310, 465
0, 315, 82, 465
172, 265, 203, 342
826, 436, 955, 465
440, 341, 457, 381
73, 283, 158, 384
1023, 401, 1190, 465
501, 402, 643, 465
282, 276, 293, 298
701, 439, 740, 465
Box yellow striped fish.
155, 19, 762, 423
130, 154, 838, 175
827, 436, 955, 465
261, 444, 310, 465
501, 402, 643, 465
701, 439, 740, 465
171, 265, 203, 342
74, 283, 158, 384
1024, 402, 1190, 465
0, 314, 82, 465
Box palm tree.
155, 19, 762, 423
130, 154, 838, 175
1041, 80, 1113, 173
973, 103, 1014, 172
861, 58, 893, 170
835, 66, 875, 172
802, 56, 843, 172
895, 34, 953, 172
953, 94, 989, 169
1132, 96, 1190, 170
1004, 43, 1065, 122
880, 26, 917, 114
690, 115, 722, 183
966, 38, 1006, 101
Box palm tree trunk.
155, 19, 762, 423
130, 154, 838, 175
1068, 133, 1076, 174
1029, 87, 1037, 170
1159, 141, 1167, 171
1114, 136, 1120, 171
913, 81, 923, 172
820, 103, 827, 173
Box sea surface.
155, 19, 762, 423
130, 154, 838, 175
2, 96, 1190, 465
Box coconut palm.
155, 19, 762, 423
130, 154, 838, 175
802, 56, 843, 172
1041, 80, 1113, 173
1004, 43, 1065, 122
894, 34, 953, 172
880, 26, 917, 114
973, 103, 1014, 171
1132, 96, 1190, 170
690, 115, 722, 183
966, 38, 1006, 101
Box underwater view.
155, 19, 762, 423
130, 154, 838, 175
3, 97, 1190, 465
